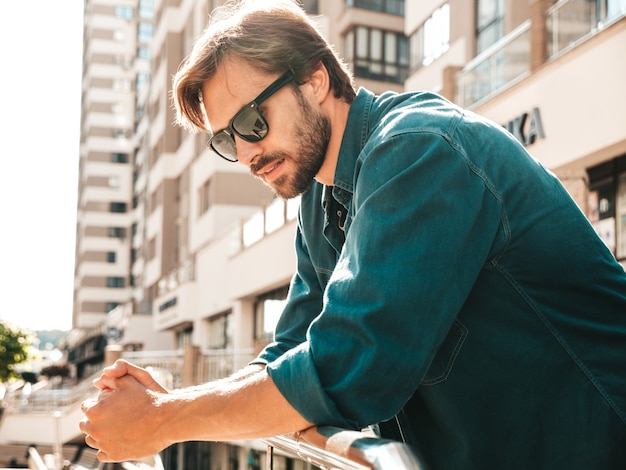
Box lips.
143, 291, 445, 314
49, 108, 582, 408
256, 158, 285, 180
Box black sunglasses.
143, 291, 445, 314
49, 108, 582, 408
208, 70, 295, 162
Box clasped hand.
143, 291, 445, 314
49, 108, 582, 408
79, 360, 169, 462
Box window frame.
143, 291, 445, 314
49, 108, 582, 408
476, 0, 504, 55
345, 25, 409, 83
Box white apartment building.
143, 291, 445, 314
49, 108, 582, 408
70, 0, 408, 377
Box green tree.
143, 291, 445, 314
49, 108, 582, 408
0, 322, 31, 383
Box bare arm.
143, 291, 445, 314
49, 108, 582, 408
80, 360, 313, 462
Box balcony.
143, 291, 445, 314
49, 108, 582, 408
456, 20, 531, 109
547, 0, 626, 58
153, 258, 196, 330
456, 0, 626, 109
230, 196, 301, 255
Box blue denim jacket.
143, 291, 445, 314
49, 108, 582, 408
258, 88, 626, 468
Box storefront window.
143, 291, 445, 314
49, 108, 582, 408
588, 156, 626, 261
616, 172, 626, 259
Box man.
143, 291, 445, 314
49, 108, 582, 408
80, 1, 626, 468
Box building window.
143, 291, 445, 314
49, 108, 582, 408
199, 179, 211, 216
105, 302, 120, 313
115, 6, 133, 20
137, 46, 150, 60
111, 152, 129, 163
588, 155, 626, 261
409, 3, 450, 71
113, 78, 132, 92
301, 0, 319, 14
110, 202, 127, 213
108, 227, 126, 238
138, 0, 155, 19
176, 327, 193, 349
138, 22, 153, 44
107, 252, 116, 263
136, 72, 149, 93
208, 313, 233, 350
254, 286, 289, 342
345, 26, 409, 83
345, 0, 404, 16
112, 129, 130, 139
476, 0, 504, 54
147, 237, 156, 261
107, 277, 125, 288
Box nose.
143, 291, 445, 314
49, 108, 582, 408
234, 135, 263, 168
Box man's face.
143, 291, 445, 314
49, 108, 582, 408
202, 59, 331, 199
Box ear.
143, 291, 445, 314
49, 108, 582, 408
306, 62, 331, 104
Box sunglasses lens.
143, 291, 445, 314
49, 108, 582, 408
232, 105, 268, 141
210, 131, 238, 162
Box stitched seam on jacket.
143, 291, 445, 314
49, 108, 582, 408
379, 124, 512, 266
492, 262, 626, 425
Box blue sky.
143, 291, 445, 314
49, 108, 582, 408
0, 2, 84, 331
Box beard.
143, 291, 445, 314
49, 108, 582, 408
250, 90, 331, 199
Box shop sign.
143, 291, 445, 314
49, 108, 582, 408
503, 107, 545, 146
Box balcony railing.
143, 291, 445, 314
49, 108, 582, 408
196, 348, 255, 384
157, 257, 195, 297
265, 426, 428, 470
231, 196, 300, 254
4, 375, 99, 414
122, 349, 185, 388
456, 20, 531, 108
547, 0, 626, 59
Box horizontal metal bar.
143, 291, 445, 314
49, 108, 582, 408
264, 426, 429, 470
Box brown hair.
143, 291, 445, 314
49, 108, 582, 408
172, 0, 356, 133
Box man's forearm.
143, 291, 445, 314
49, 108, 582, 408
81, 362, 313, 462
163, 366, 312, 443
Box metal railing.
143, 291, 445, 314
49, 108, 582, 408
28, 446, 49, 470
4, 376, 99, 414
121, 349, 185, 388
196, 348, 255, 384
265, 426, 428, 470
456, 20, 531, 108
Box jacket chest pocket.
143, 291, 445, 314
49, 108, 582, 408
420, 319, 468, 386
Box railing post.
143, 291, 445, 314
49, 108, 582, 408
183, 344, 200, 387
266, 444, 274, 470
442, 65, 462, 103
104, 344, 124, 366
